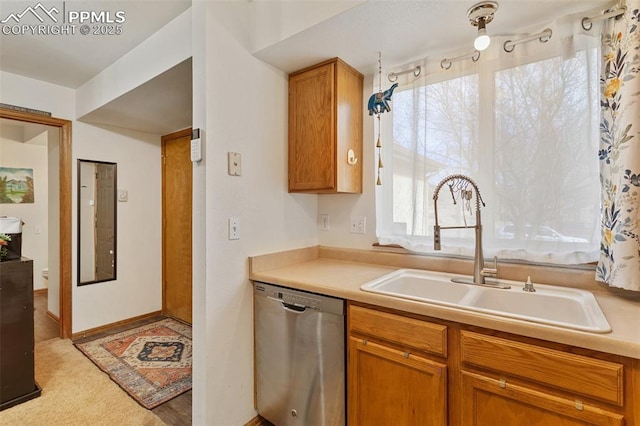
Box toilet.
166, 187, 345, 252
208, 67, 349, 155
42, 267, 48, 286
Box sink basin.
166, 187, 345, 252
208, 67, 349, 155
362, 269, 471, 304
361, 269, 611, 333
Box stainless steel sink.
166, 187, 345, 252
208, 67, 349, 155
361, 269, 611, 333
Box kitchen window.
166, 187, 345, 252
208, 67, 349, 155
376, 40, 601, 265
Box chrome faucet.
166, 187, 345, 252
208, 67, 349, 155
433, 174, 509, 288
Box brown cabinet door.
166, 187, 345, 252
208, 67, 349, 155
460, 371, 624, 426
348, 337, 447, 426
288, 58, 363, 193
288, 61, 335, 192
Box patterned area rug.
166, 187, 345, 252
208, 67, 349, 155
75, 318, 192, 409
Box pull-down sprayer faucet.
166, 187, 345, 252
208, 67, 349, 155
433, 174, 509, 288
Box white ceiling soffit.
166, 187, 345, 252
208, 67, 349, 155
253, 0, 610, 76
0, 118, 57, 145
0, 0, 192, 88
79, 58, 192, 135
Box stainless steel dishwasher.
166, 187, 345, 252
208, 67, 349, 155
254, 282, 345, 426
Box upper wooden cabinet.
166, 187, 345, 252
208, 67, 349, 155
288, 58, 363, 193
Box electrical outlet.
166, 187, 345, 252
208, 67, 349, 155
320, 214, 330, 231
350, 216, 366, 234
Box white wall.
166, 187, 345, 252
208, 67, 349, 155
0, 71, 75, 119
317, 73, 379, 249
192, 2, 318, 424
0, 72, 71, 314
250, 0, 365, 53
0, 136, 49, 290
48, 129, 60, 316
0, 71, 164, 332
72, 123, 162, 332
0, 74, 56, 320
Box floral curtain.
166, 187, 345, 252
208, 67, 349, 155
597, 0, 640, 291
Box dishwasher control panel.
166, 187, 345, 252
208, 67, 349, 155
255, 283, 321, 309
254, 282, 345, 315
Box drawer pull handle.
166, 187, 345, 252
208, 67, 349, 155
404, 352, 410, 359
575, 400, 584, 411
362, 339, 368, 346
499, 379, 507, 389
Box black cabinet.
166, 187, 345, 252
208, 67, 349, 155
0, 257, 41, 410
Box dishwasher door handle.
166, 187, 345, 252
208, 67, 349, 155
266, 296, 309, 314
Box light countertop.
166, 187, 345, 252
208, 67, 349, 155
249, 246, 640, 359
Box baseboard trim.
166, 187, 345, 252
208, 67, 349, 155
244, 415, 271, 426
34, 288, 48, 295
71, 310, 163, 341
46, 310, 60, 325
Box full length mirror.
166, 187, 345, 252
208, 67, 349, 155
78, 159, 117, 285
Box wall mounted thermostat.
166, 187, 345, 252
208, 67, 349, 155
118, 189, 128, 202
191, 128, 202, 162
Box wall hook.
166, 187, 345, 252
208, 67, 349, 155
347, 149, 358, 165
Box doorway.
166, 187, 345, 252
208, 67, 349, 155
0, 108, 72, 338
162, 128, 192, 324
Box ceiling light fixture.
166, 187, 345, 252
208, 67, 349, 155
467, 1, 498, 51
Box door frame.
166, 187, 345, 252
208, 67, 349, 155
0, 108, 72, 338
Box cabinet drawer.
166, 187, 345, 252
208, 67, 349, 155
460, 331, 624, 406
350, 305, 447, 357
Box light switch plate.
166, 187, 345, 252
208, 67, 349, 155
228, 218, 240, 240
320, 214, 330, 231
118, 189, 128, 202
228, 152, 241, 176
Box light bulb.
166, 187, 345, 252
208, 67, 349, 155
474, 28, 491, 51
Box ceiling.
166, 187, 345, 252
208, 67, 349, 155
1, 0, 610, 134
0, 0, 192, 135
0, 0, 192, 88
254, 0, 610, 76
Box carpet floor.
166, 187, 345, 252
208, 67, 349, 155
0, 338, 165, 426
75, 318, 192, 409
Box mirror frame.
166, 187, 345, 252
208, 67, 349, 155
77, 159, 117, 286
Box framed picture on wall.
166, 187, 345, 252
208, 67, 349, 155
0, 167, 34, 204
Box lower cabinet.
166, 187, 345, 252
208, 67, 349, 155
460, 371, 623, 426
348, 303, 637, 426
348, 337, 447, 426
348, 304, 448, 425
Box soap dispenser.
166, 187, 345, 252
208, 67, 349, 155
523, 276, 536, 292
